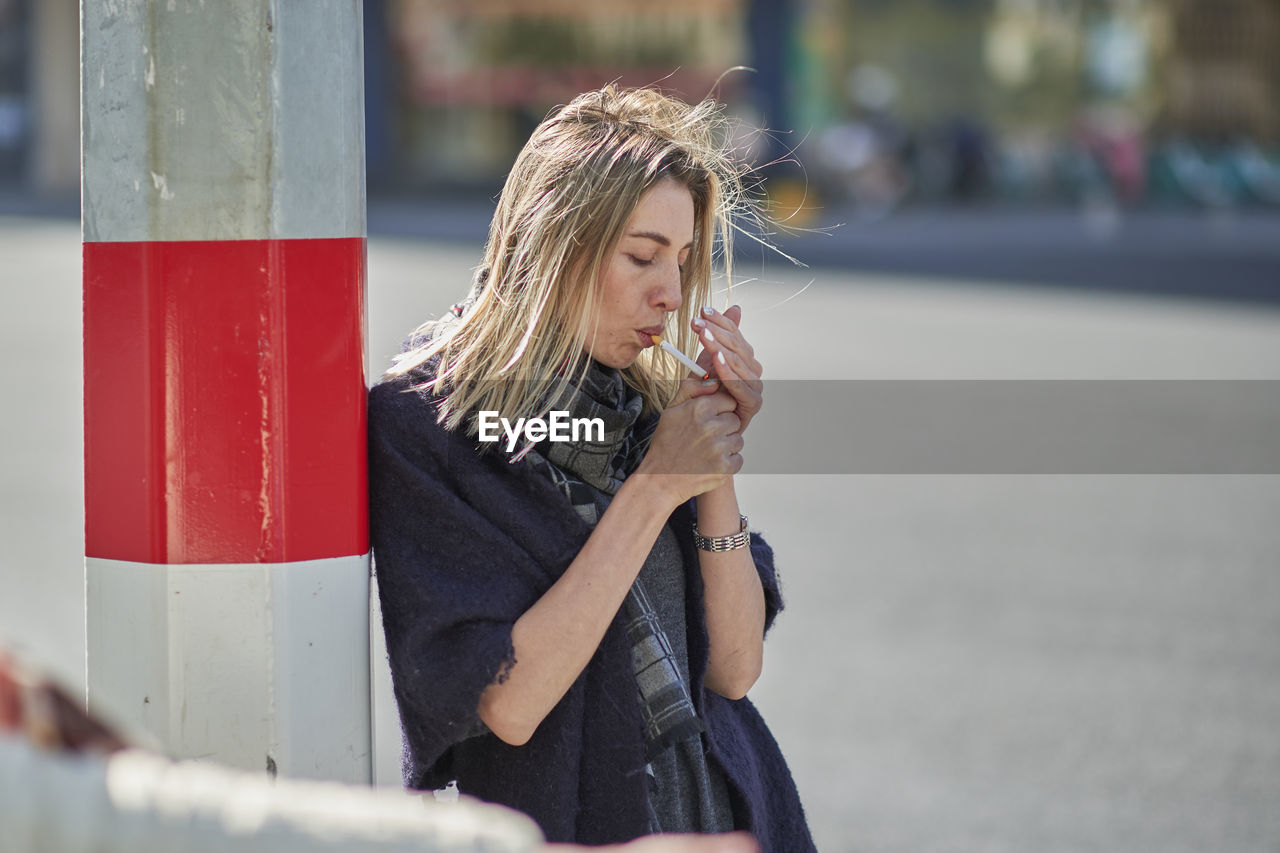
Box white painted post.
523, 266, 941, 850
82, 0, 371, 783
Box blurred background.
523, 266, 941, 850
2, 1, 1279, 851
5, 0, 1280, 295
18, 0, 1280, 209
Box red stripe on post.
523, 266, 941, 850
84, 238, 368, 564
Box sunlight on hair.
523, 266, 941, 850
387, 84, 791, 434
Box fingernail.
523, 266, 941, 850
716, 352, 727, 365
692, 317, 706, 329
702, 306, 715, 317
701, 378, 719, 386
703, 329, 716, 344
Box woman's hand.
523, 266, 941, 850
691, 305, 764, 435
632, 380, 742, 507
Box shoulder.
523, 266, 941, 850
368, 362, 458, 459
369, 370, 431, 427
367, 365, 572, 522
367, 368, 491, 515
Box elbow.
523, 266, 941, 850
709, 684, 751, 702
706, 677, 755, 702
705, 654, 763, 701
476, 693, 539, 747
480, 712, 536, 747
490, 724, 534, 748
723, 669, 762, 701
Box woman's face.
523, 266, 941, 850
584, 177, 695, 369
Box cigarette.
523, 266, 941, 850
650, 335, 709, 380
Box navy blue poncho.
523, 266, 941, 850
369, 369, 815, 850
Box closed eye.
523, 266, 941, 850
628, 254, 655, 267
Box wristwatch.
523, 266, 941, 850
692, 514, 750, 552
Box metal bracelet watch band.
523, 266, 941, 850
692, 514, 750, 552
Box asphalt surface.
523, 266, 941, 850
3, 211, 1279, 851
364, 196, 1280, 306
9, 191, 1280, 304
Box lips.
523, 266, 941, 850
637, 325, 664, 347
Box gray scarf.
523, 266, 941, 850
523, 362, 705, 761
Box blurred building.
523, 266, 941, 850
369, 0, 747, 191
3, 0, 1277, 205
1163, 0, 1280, 141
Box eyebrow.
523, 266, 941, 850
626, 231, 694, 250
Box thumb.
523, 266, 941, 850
723, 304, 743, 326
668, 375, 720, 407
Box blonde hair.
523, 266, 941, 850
387, 85, 751, 432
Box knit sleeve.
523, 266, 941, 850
368, 378, 579, 788
748, 530, 785, 638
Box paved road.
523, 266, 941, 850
364, 197, 1280, 306
3, 215, 1279, 851
10, 191, 1280, 304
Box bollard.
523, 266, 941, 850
81, 1, 371, 783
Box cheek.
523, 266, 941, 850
599, 271, 641, 322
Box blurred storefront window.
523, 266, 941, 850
0, 0, 1273, 207
803, 0, 1279, 210
378, 0, 745, 191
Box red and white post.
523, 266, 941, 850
81, 1, 371, 783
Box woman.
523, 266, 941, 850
369, 85, 814, 851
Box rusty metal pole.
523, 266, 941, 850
81, 0, 371, 782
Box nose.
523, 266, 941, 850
652, 260, 683, 314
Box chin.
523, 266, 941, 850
592, 347, 639, 370
604, 355, 637, 370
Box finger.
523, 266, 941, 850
710, 353, 757, 412
680, 316, 720, 377
694, 390, 738, 418
711, 348, 738, 385
695, 324, 758, 379
695, 307, 742, 341
694, 310, 758, 374
698, 305, 746, 342
714, 346, 763, 395
693, 346, 715, 377
711, 354, 764, 419
668, 375, 721, 407
719, 431, 745, 455
697, 304, 739, 326
711, 411, 741, 435
718, 306, 759, 371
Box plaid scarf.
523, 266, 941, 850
522, 363, 705, 761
